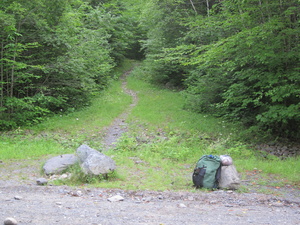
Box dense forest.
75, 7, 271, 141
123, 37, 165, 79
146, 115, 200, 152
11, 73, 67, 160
1, 0, 299, 141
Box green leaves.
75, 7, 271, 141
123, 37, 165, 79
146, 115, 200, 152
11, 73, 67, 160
148, 0, 300, 139
0, 0, 142, 130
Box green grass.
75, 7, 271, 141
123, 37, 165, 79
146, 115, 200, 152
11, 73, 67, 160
235, 157, 300, 184
1, 61, 299, 191
127, 75, 237, 138
0, 136, 70, 160
31, 81, 132, 135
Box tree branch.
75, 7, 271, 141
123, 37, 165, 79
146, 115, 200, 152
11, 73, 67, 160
189, 0, 197, 14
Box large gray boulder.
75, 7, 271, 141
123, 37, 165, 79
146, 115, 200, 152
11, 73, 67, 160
76, 144, 116, 175
76, 144, 99, 162
219, 164, 240, 190
43, 154, 79, 175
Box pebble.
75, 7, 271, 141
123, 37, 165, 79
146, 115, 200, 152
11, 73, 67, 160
36, 178, 48, 186
70, 191, 83, 197
107, 195, 124, 202
214, 190, 225, 194
187, 196, 194, 201
59, 174, 69, 179
4, 217, 18, 225
142, 197, 152, 202
272, 202, 284, 207
178, 203, 187, 208
14, 196, 22, 200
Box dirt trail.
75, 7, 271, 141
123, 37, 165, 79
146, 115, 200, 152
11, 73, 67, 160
0, 71, 300, 225
102, 70, 138, 150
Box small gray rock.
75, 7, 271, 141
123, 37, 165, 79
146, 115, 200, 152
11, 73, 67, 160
36, 178, 48, 186
158, 195, 163, 200
4, 217, 18, 225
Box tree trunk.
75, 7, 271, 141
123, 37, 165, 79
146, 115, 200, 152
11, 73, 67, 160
189, 0, 197, 14
206, 0, 210, 17
0, 41, 4, 108
10, 55, 15, 98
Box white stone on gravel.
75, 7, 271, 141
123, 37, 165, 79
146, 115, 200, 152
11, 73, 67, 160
4, 217, 18, 225
178, 203, 187, 208
107, 195, 124, 202
69, 190, 83, 197
14, 196, 22, 200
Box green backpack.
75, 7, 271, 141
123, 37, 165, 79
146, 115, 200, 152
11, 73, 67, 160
192, 155, 221, 189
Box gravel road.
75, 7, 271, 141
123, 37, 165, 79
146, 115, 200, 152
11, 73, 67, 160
1, 179, 299, 225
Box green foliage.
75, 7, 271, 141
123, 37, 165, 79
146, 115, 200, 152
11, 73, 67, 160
0, 0, 143, 130
115, 134, 138, 152
1, 0, 299, 142
153, 0, 300, 140
136, 0, 193, 87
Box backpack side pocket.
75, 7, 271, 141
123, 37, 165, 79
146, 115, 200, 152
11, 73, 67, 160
193, 166, 206, 188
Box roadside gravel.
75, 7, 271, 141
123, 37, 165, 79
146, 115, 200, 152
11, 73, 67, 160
1, 178, 299, 225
